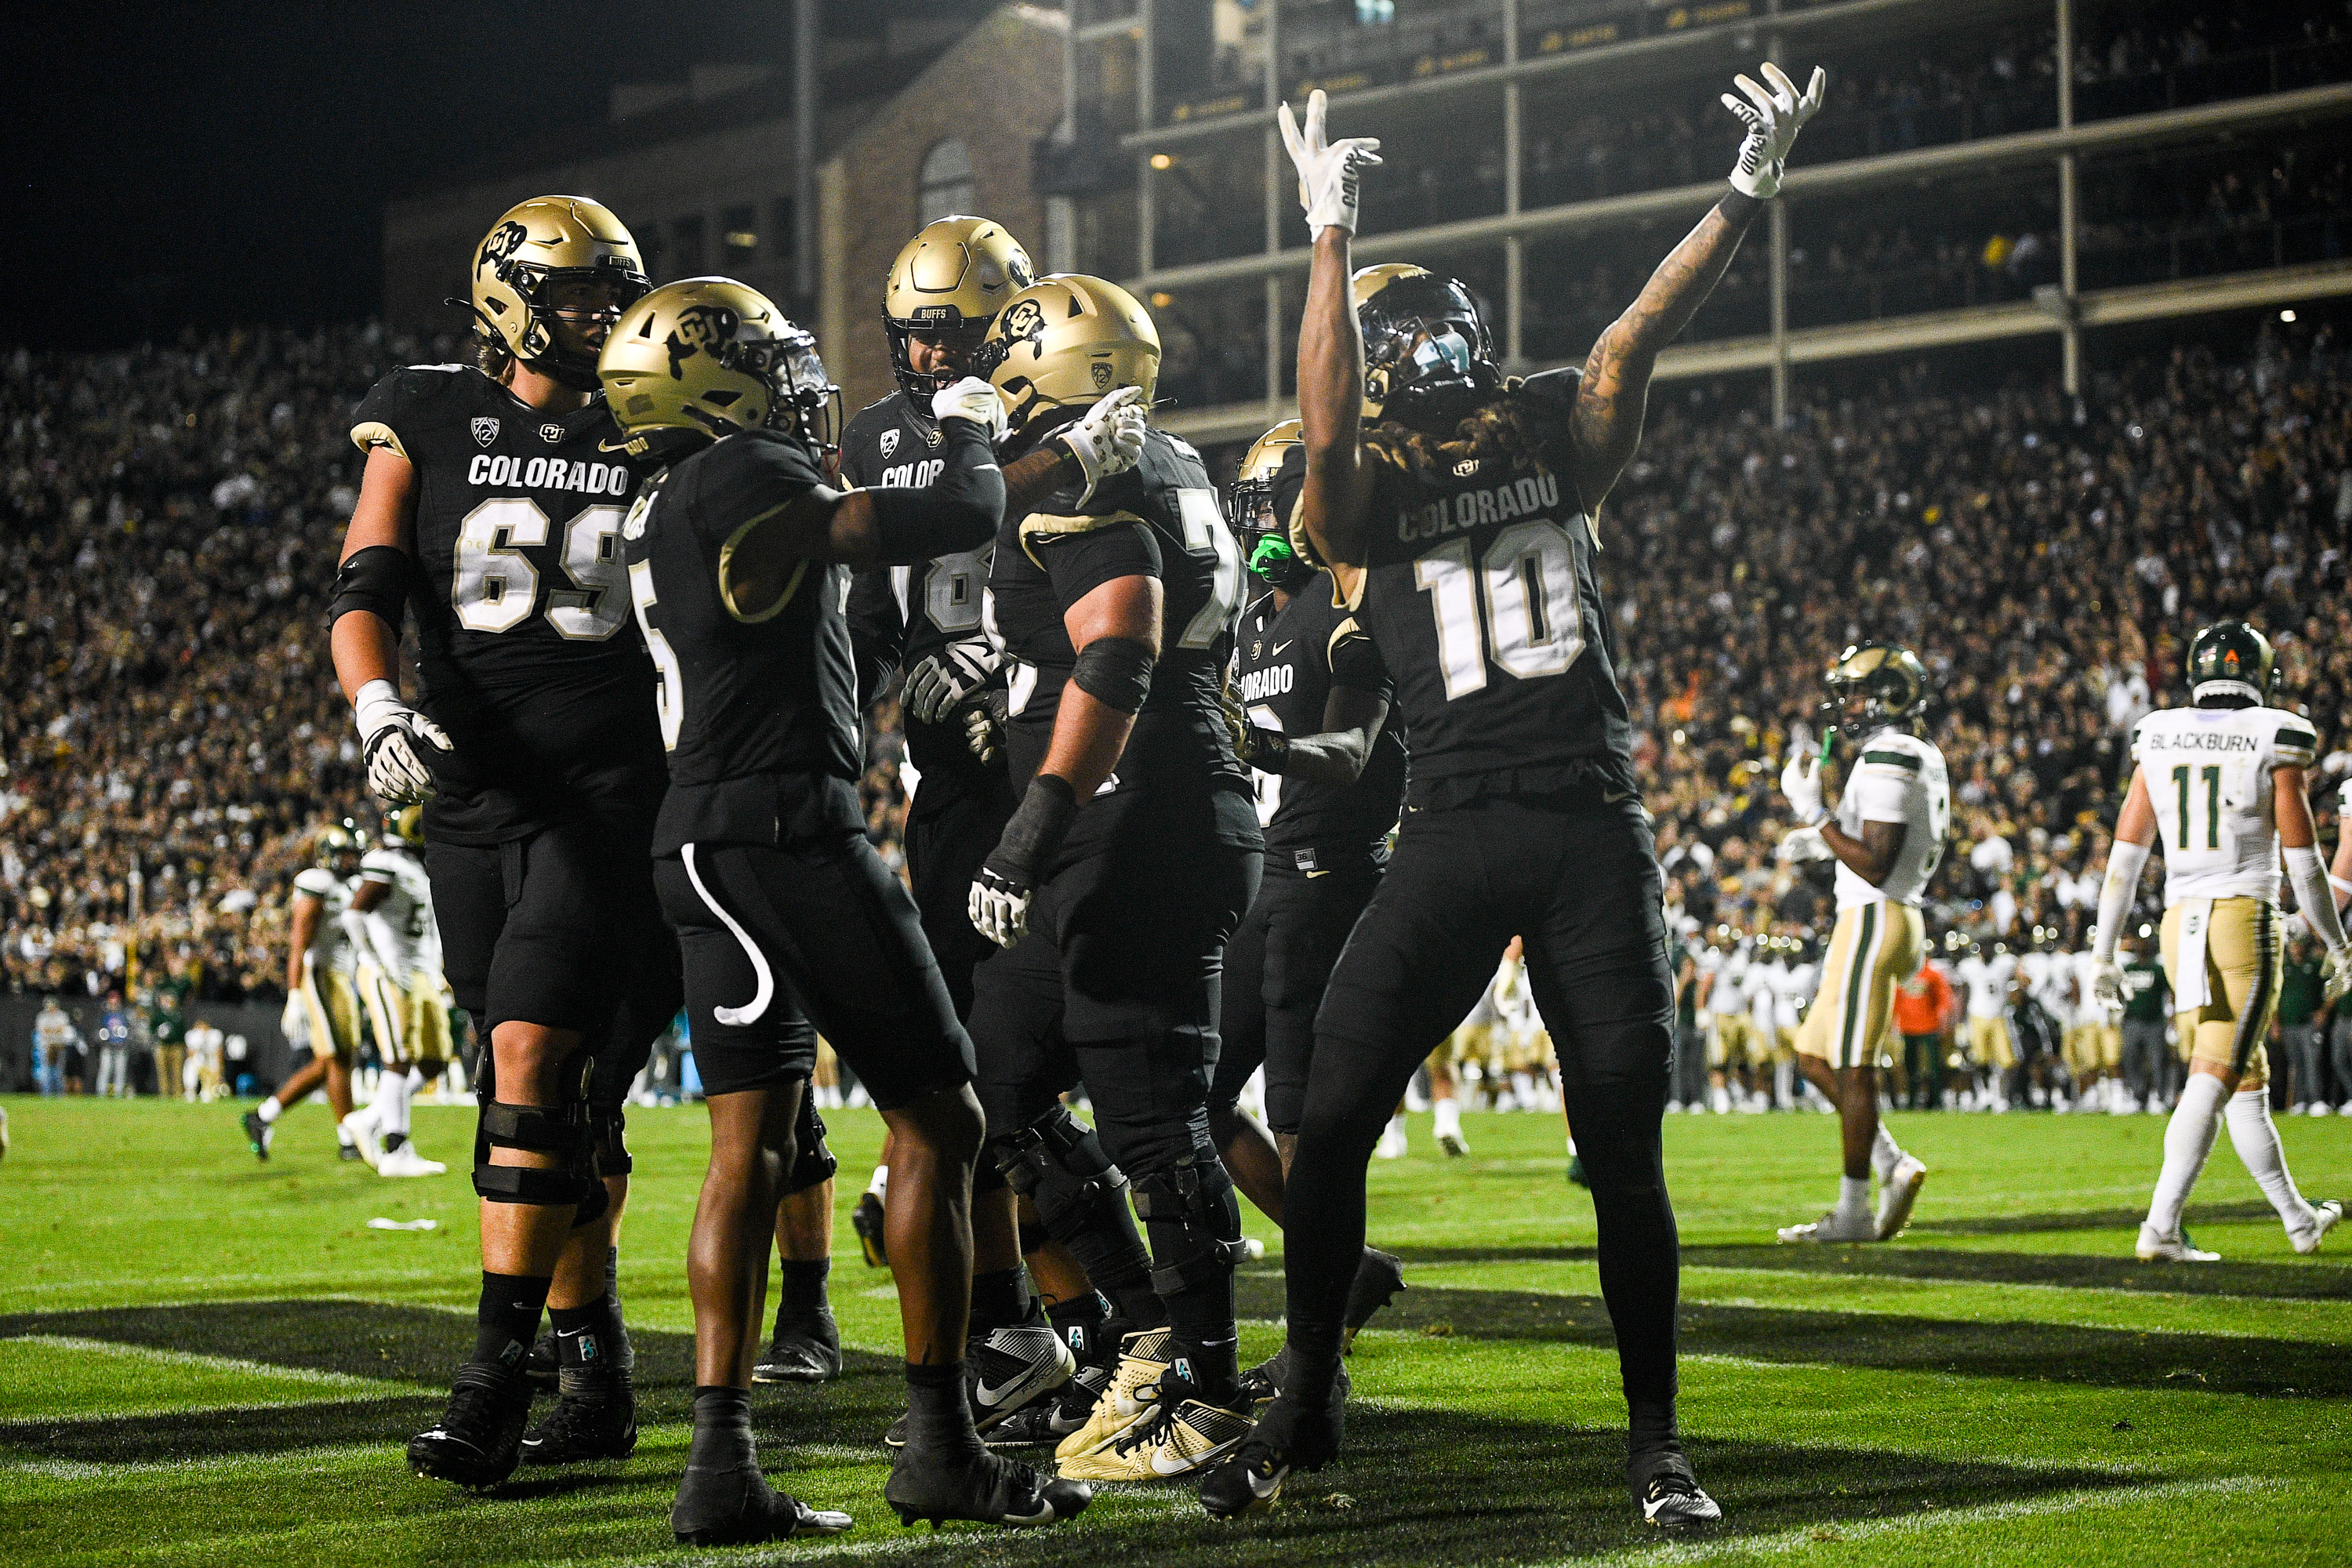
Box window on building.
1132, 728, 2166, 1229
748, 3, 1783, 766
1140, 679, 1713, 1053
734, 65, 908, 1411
722, 205, 758, 269
673, 215, 705, 278
919, 139, 975, 225
1355, 0, 1394, 24
771, 198, 797, 273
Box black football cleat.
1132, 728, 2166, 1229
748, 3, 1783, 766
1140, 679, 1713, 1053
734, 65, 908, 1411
241, 1109, 271, 1161
1567, 1154, 1590, 1189
1341, 1247, 1406, 1351
852, 1190, 889, 1268
1635, 1451, 1722, 1528
885, 1443, 1090, 1528
753, 1307, 842, 1384
408, 1361, 532, 1490
671, 1461, 852, 1545
519, 1370, 637, 1465
520, 1331, 560, 1393
1197, 1392, 1344, 1519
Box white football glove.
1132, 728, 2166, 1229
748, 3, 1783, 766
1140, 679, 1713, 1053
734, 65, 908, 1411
280, 993, 308, 1047
1054, 385, 1148, 508
902, 637, 1003, 726
1777, 826, 1832, 864
969, 868, 1032, 950
354, 679, 452, 808
1722, 62, 1827, 200
2327, 948, 2352, 1009
1276, 89, 1383, 236
930, 375, 1007, 443
2089, 960, 2128, 1017
959, 690, 1007, 768
1779, 751, 1828, 827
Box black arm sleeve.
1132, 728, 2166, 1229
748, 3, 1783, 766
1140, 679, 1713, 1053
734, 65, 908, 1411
325, 545, 414, 632
845, 568, 908, 710
866, 417, 1005, 564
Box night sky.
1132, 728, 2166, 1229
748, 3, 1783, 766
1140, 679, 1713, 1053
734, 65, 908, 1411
3, 3, 796, 351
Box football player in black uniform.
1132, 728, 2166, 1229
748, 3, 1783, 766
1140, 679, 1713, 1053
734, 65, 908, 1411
604, 278, 1095, 1539
329, 196, 691, 1488
1200, 71, 1825, 1526
965, 275, 1265, 1484
1214, 420, 1408, 1367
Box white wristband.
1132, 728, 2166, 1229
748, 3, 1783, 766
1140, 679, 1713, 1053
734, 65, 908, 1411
354, 678, 401, 736
2286, 845, 2350, 954
2091, 838, 2151, 964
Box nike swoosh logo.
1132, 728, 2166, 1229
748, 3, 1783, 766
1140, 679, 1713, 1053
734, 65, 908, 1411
973, 1376, 1030, 1406
1248, 1465, 1287, 1499
1153, 1445, 1212, 1476
1271, 640, 1293, 655
1603, 789, 1635, 803
999, 1501, 1056, 1526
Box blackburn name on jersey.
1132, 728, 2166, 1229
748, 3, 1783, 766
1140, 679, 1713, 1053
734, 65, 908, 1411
2132, 702, 2318, 905
1234, 577, 1406, 862
350, 365, 664, 844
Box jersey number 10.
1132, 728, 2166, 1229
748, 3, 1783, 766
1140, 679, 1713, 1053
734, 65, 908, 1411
1413, 519, 1585, 700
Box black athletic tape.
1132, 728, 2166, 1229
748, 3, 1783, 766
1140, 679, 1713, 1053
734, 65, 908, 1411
474, 1162, 593, 1207
326, 545, 414, 630
1070, 636, 1154, 714
982, 774, 1080, 887
1718, 188, 1766, 225
867, 417, 1004, 563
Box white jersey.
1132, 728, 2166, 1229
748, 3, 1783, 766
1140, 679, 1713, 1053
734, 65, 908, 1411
2071, 949, 2106, 1024
2020, 950, 2071, 1025
1751, 956, 1788, 1033
1700, 946, 1749, 1018
2131, 702, 2317, 905
33, 1004, 79, 1051
1832, 729, 1951, 910
350, 846, 439, 987
1955, 951, 2015, 1019
292, 866, 358, 977
1779, 958, 1817, 1030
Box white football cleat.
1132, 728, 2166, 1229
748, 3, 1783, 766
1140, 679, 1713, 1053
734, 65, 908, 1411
1374, 1125, 1408, 1160
340, 1106, 383, 1170
2136, 1223, 2220, 1262
2290, 1200, 2343, 1256
376, 1142, 447, 1178
1876, 1154, 1927, 1240
1778, 1208, 1877, 1244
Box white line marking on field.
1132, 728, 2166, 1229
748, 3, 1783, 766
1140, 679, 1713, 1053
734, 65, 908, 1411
2, 1336, 388, 1390
0, 1336, 431, 1425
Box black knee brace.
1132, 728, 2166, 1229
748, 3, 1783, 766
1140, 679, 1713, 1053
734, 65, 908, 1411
592, 1104, 632, 1178
474, 1048, 597, 1209
1131, 1155, 1247, 1298
989, 1103, 1128, 1246
782, 1098, 837, 1196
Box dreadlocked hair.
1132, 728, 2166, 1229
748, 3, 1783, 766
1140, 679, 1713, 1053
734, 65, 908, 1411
1363, 379, 1564, 474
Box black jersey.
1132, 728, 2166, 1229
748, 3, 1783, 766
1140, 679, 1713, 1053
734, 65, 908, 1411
1273, 373, 1632, 808
987, 427, 1260, 855
1235, 577, 1406, 859
619, 428, 861, 855
350, 365, 662, 844
839, 391, 1002, 795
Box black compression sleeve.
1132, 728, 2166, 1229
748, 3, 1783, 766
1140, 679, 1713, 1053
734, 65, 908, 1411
326, 545, 413, 630
1718, 188, 1765, 227
866, 416, 1006, 564
1070, 636, 1155, 714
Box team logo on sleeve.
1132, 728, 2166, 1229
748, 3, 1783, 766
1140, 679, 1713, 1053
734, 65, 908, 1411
879, 429, 900, 459
472, 416, 500, 448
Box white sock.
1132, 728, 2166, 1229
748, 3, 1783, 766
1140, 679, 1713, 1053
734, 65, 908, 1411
1385, 1113, 1406, 1142
2147, 1073, 2229, 1236
1774, 1058, 1795, 1107
866, 1164, 889, 1200
1564, 1135, 1579, 1157
1871, 1124, 1903, 1183
373, 1066, 413, 1139
1432, 1098, 1461, 1138
2224, 1087, 2314, 1233
1835, 1174, 1871, 1226
257, 1096, 283, 1123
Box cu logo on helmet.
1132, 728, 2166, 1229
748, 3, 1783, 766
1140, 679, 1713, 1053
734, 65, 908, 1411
1000, 298, 1047, 354
477, 220, 529, 278
664, 303, 741, 377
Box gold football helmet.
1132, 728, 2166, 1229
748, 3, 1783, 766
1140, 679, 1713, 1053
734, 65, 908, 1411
380, 804, 423, 847
978, 274, 1160, 437
314, 820, 365, 876
599, 278, 840, 459
1352, 263, 1498, 426
1821, 643, 1931, 738
1231, 421, 1312, 593
884, 216, 1036, 400
470, 196, 649, 390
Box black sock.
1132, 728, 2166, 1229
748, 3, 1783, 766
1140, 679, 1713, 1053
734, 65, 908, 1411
598, 1247, 634, 1372
1167, 1334, 1240, 1403
383, 1131, 409, 1152
473, 1271, 552, 1367
688, 1385, 755, 1470
968, 1266, 1033, 1334
1100, 1278, 1167, 1328
903, 1360, 979, 1453
776, 1258, 832, 1327
1044, 1290, 1110, 1356
548, 1296, 622, 1384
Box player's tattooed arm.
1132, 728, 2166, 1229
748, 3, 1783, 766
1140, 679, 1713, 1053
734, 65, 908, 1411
1294, 228, 1383, 569
1818, 816, 1906, 888
1570, 201, 1756, 508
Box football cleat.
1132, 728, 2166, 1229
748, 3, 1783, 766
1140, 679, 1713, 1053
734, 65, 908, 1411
1057, 1372, 1253, 1483
753, 1308, 843, 1384
1778, 1208, 1878, 1244
241, 1109, 272, 1161
885, 1317, 1073, 1446
886, 1443, 1090, 1528
2290, 1200, 2343, 1256
671, 1461, 851, 1545
1196, 1393, 1344, 1519
1876, 1153, 1927, 1240
852, 1190, 889, 1268
2136, 1223, 2221, 1262
376, 1142, 446, 1178
1054, 1327, 1171, 1461
1374, 1123, 1408, 1159
1436, 1127, 1469, 1157
1341, 1247, 1406, 1351
408, 1360, 533, 1490
519, 1372, 637, 1465
1635, 1453, 1722, 1528
987, 1359, 1109, 1446
521, 1332, 560, 1393
341, 1106, 382, 1170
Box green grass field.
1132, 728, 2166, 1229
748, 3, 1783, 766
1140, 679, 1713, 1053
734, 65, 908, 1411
4, 1095, 2348, 1566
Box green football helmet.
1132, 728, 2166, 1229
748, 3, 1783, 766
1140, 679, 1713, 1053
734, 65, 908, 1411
2186, 621, 2277, 706
1821, 642, 1930, 739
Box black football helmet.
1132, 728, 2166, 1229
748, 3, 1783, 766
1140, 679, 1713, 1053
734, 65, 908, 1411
1821, 642, 1930, 739
1354, 264, 1501, 431
2186, 621, 2277, 706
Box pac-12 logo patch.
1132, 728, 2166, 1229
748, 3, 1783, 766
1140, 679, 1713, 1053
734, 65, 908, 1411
1091, 361, 1113, 391
472, 417, 500, 448
540, 421, 564, 444
879, 429, 900, 459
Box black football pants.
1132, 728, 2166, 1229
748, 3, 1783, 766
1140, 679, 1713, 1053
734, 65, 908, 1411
906, 772, 1019, 1021
1286, 793, 1682, 1463
1210, 855, 1382, 1135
